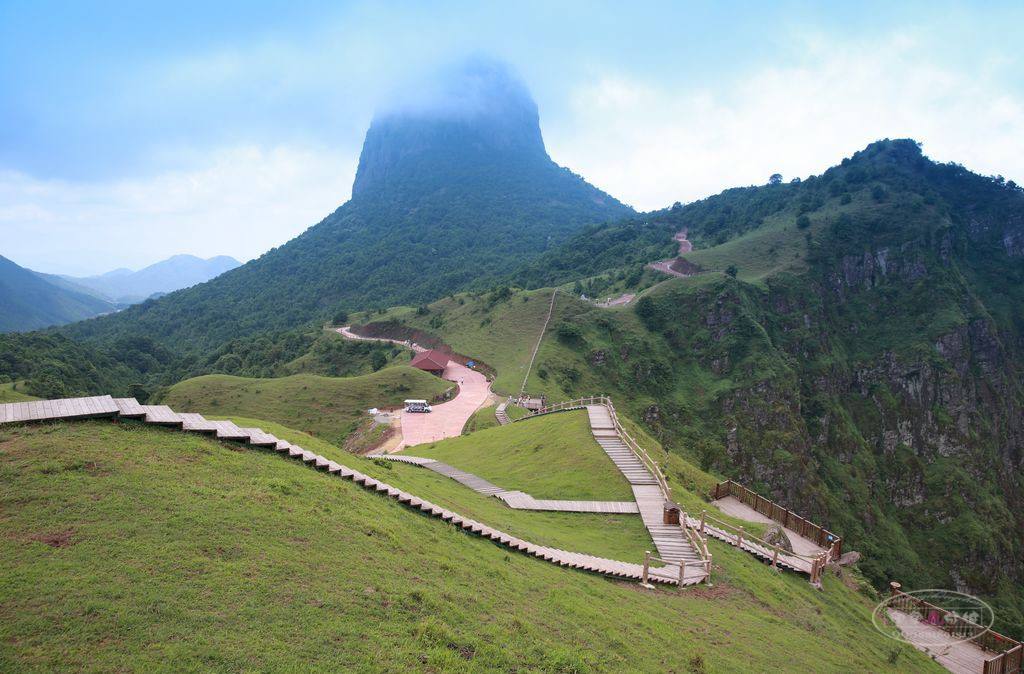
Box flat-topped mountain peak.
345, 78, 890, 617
352, 58, 550, 196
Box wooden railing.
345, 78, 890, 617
604, 398, 673, 502
697, 509, 830, 583
641, 549, 711, 590
987, 646, 1023, 674
889, 584, 1022, 673
517, 396, 601, 416
713, 479, 842, 559
679, 510, 712, 582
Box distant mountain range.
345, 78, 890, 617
0, 253, 240, 332
0, 255, 116, 332
47, 254, 240, 304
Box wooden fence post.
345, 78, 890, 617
772, 548, 779, 570
737, 526, 744, 547
677, 560, 686, 590
642, 551, 651, 586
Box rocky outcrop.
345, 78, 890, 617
764, 524, 794, 553
1005, 229, 1024, 257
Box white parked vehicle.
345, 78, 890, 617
404, 399, 432, 413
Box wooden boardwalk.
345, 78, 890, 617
376, 455, 640, 513
0, 396, 684, 586
887, 609, 991, 674
690, 514, 807, 573
0, 395, 120, 423
712, 496, 826, 558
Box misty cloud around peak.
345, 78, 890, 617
373, 55, 539, 123
352, 55, 549, 196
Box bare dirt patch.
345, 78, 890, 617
669, 257, 703, 276
686, 581, 738, 600
29, 528, 77, 548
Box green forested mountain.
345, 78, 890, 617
58, 59, 629, 356
510, 139, 1024, 635
0, 255, 116, 332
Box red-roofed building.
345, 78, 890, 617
410, 349, 449, 376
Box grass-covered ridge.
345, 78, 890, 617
0, 420, 940, 672
352, 286, 562, 395
159, 367, 451, 446
400, 409, 633, 501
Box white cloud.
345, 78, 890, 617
0, 145, 356, 275
547, 33, 1024, 210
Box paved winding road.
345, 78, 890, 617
399, 361, 489, 448
336, 327, 491, 450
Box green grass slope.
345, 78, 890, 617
0, 382, 39, 403
400, 409, 633, 501
159, 367, 451, 446
0, 421, 938, 672
461, 402, 499, 434
218, 415, 652, 562
353, 286, 561, 395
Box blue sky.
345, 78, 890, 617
2, 1, 1022, 274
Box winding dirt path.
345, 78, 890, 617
336, 327, 491, 450
648, 229, 695, 278
337, 326, 425, 352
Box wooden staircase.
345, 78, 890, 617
585, 404, 704, 570
494, 400, 511, 425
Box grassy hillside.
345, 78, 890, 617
159, 367, 451, 446
0, 382, 39, 403
461, 402, 500, 434
400, 409, 633, 501
216, 415, 652, 561
0, 420, 938, 672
